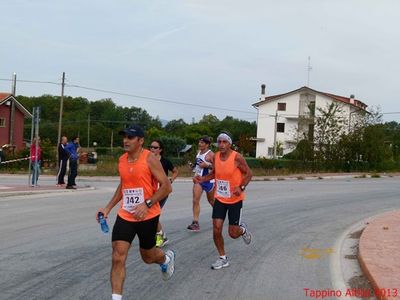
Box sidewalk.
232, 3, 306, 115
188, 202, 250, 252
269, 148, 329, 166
0, 175, 95, 197
0, 172, 397, 197
358, 210, 400, 300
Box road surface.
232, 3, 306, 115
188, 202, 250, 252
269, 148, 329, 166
0, 175, 399, 299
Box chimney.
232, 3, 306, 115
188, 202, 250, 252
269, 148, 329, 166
261, 84, 266, 99
350, 94, 355, 104
11, 73, 17, 96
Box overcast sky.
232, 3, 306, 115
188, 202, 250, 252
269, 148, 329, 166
1, 0, 399, 123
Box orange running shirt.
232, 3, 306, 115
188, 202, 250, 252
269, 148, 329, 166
214, 151, 245, 204
117, 149, 160, 222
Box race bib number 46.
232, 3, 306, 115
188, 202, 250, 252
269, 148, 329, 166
122, 188, 145, 213
216, 179, 231, 198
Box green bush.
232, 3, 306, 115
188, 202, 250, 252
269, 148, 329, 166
96, 147, 125, 158
245, 157, 262, 168
168, 157, 186, 166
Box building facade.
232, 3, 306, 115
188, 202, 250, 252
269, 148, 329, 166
252, 86, 368, 158
0, 93, 32, 151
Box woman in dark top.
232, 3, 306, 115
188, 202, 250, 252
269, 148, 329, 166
150, 140, 179, 247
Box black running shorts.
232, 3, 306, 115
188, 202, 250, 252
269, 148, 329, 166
112, 215, 159, 249
212, 199, 243, 225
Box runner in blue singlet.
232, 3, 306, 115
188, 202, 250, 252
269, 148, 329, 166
187, 136, 215, 231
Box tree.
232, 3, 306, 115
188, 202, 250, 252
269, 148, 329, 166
159, 136, 186, 157
164, 119, 188, 136
362, 124, 387, 168
238, 134, 255, 156
145, 127, 164, 144
314, 102, 346, 164
123, 107, 162, 130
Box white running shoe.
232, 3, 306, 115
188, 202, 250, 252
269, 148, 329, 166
240, 222, 252, 245
161, 235, 169, 247
211, 257, 229, 270
160, 250, 175, 281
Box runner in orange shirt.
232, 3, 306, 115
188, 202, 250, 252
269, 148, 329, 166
193, 131, 252, 270
96, 125, 175, 300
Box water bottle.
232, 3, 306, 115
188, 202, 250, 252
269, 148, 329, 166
98, 212, 109, 233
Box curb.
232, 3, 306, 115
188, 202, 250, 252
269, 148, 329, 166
330, 217, 371, 300
358, 210, 400, 300
0, 186, 95, 198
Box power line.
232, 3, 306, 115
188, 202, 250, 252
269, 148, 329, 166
0, 77, 258, 116
0, 78, 60, 86
382, 112, 400, 115
3, 77, 400, 117
65, 83, 258, 115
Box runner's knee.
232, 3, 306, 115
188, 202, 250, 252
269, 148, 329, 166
141, 254, 154, 264
213, 222, 223, 234
112, 249, 127, 266
228, 226, 241, 238
140, 249, 157, 264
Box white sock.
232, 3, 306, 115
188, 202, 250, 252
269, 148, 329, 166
112, 294, 122, 300
162, 254, 171, 265
157, 230, 163, 235
220, 255, 227, 260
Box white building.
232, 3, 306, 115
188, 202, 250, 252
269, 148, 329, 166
252, 85, 368, 158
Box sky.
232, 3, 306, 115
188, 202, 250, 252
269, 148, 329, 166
1, 0, 400, 123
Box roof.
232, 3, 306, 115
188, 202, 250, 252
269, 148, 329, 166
252, 86, 368, 111
0, 93, 32, 117
180, 144, 192, 153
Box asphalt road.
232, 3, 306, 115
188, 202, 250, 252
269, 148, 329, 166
1, 176, 399, 300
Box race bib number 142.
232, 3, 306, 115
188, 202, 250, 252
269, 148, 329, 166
122, 188, 145, 213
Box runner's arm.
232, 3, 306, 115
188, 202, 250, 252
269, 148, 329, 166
193, 164, 215, 184
170, 166, 179, 183
132, 154, 172, 221
236, 153, 252, 188
198, 151, 214, 169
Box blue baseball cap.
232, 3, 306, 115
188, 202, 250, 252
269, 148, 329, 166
118, 124, 145, 138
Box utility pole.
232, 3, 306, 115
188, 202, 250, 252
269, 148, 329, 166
28, 107, 40, 186
273, 111, 278, 159
57, 72, 65, 167
87, 113, 90, 148
110, 130, 114, 153
9, 73, 17, 148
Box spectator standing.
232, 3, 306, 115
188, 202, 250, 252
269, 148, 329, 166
65, 136, 80, 189
57, 136, 69, 186
30, 137, 41, 187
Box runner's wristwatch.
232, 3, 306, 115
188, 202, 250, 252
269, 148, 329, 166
145, 199, 153, 208
240, 185, 246, 191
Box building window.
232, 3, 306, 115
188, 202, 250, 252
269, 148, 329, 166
308, 124, 314, 141
309, 101, 315, 116
0, 118, 5, 128
268, 146, 283, 157
277, 102, 286, 111
277, 123, 285, 133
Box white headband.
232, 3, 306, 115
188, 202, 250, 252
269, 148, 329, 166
217, 133, 232, 144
